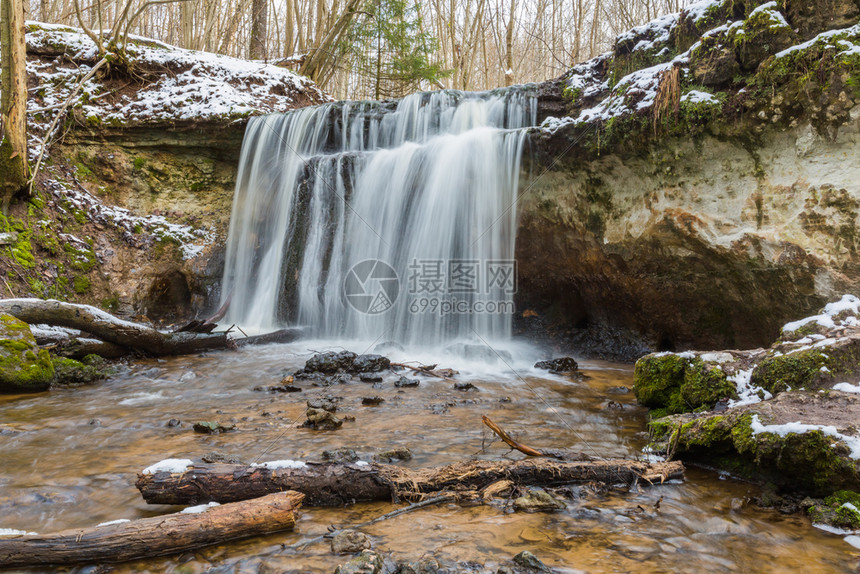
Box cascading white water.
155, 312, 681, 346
220, 89, 536, 345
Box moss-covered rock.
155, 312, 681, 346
648, 391, 860, 495
751, 337, 860, 394
51, 354, 107, 386
0, 314, 54, 393
634, 353, 737, 414
807, 489, 860, 528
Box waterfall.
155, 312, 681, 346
220, 89, 536, 346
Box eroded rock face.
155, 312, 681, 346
0, 314, 54, 393
518, 114, 860, 355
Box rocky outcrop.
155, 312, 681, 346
638, 295, 860, 495
519, 0, 860, 357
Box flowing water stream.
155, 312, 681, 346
0, 344, 857, 572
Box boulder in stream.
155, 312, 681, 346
331, 529, 372, 554
0, 313, 54, 393
534, 357, 578, 373
304, 351, 358, 373
512, 487, 566, 512
334, 550, 383, 574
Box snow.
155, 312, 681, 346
540, 115, 577, 133
748, 2, 789, 28
30, 324, 81, 339
749, 415, 860, 459
616, 12, 678, 52
40, 178, 214, 260
250, 460, 308, 470
782, 294, 860, 334
814, 523, 859, 535
141, 458, 194, 475
846, 535, 860, 549
97, 519, 130, 527
181, 502, 221, 514
727, 368, 772, 408
0, 528, 38, 536
355, 460, 370, 467
25, 21, 329, 128
776, 23, 860, 58
834, 382, 860, 394
683, 0, 723, 24
681, 90, 719, 105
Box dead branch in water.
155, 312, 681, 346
0, 490, 303, 568
136, 458, 685, 507
482, 415, 558, 458
390, 362, 456, 382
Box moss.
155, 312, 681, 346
74, 161, 94, 180
51, 356, 107, 386
133, 157, 146, 170
73, 275, 91, 294
635, 354, 736, 414
0, 314, 55, 393
681, 359, 737, 407
63, 243, 97, 272
634, 354, 687, 408
750, 350, 829, 394
101, 294, 120, 311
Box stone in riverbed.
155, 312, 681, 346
512, 550, 551, 572
331, 529, 372, 554
349, 354, 391, 373
512, 487, 566, 512
397, 557, 440, 574
372, 447, 412, 462
334, 550, 383, 574
0, 313, 55, 393
51, 355, 107, 386
534, 357, 578, 373
395, 376, 419, 387
303, 408, 343, 430
192, 421, 236, 434
361, 396, 384, 406
304, 351, 358, 373
323, 447, 359, 463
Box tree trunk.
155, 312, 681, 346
136, 459, 685, 507
0, 491, 304, 568
504, 0, 515, 86
0, 299, 230, 356
1, 0, 28, 204
250, 0, 269, 60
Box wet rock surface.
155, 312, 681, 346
334, 550, 383, 574
331, 529, 372, 554
192, 421, 236, 434
512, 487, 567, 512
534, 357, 578, 373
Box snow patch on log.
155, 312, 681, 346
96, 519, 130, 527
142, 459, 194, 475
250, 460, 308, 470
180, 502, 221, 514
0, 529, 39, 536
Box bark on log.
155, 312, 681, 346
136, 459, 685, 507
0, 298, 230, 356
0, 490, 304, 567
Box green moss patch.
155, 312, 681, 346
634, 354, 737, 414
0, 314, 54, 393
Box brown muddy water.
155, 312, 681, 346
1, 341, 858, 573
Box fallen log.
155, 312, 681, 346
0, 490, 304, 568
0, 298, 230, 356
136, 458, 684, 507
234, 328, 305, 347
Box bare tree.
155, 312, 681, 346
249, 0, 268, 59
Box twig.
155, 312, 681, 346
390, 362, 455, 382
292, 495, 454, 550
482, 415, 550, 458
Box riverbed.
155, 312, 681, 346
0, 341, 857, 572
